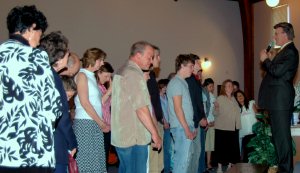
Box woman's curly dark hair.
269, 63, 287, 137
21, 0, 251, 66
7, 5, 48, 34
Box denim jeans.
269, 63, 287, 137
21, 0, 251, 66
198, 127, 206, 173
116, 145, 148, 173
171, 126, 195, 173
163, 128, 173, 173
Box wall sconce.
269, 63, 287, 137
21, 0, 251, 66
266, 0, 280, 7
201, 57, 211, 69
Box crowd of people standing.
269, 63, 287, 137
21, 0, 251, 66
0, 4, 298, 173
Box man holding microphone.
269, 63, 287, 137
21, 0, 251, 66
258, 22, 299, 173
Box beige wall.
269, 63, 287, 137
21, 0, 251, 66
254, 0, 300, 101
0, 0, 244, 90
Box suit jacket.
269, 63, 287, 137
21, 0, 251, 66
147, 70, 163, 122
186, 74, 206, 128
52, 68, 78, 164
258, 42, 299, 110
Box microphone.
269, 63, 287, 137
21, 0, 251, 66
266, 41, 275, 52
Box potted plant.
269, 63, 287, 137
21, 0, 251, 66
293, 82, 300, 125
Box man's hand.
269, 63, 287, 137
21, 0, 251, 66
199, 118, 208, 127
152, 55, 160, 68
208, 121, 214, 127
70, 148, 77, 157
151, 133, 162, 150
184, 128, 196, 140
260, 49, 270, 62
163, 119, 170, 129
214, 102, 219, 109
100, 122, 110, 133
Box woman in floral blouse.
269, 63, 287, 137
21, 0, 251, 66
0, 5, 62, 173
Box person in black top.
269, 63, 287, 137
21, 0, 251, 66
39, 31, 78, 173
185, 54, 208, 173
147, 45, 163, 123
146, 45, 165, 172
232, 81, 240, 93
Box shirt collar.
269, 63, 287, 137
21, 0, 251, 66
9, 34, 30, 46
280, 41, 292, 51
128, 60, 143, 75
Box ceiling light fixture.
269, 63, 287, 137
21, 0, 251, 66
266, 0, 280, 7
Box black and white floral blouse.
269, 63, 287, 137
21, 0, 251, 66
0, 36, 62, 168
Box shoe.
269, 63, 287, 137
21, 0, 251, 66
216, 167, 223, 173
206, 167, 214, 171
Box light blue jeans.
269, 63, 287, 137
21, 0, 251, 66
171, 126, 196, 173
116, 145, 148, 173
163, 128, 173, 173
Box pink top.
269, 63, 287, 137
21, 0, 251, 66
99, 84, 111, 125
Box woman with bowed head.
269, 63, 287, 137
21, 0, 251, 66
73, 48, 109, 173
0, 5, 62, 173
95, 62, 115, 167
39, 31, 78, 173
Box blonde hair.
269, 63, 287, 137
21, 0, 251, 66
82, 48, 106, 68
219, 79, 233, 96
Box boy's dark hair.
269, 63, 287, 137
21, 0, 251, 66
189, 53, 200, 62
158, 79, 169, 90
203, 78, 214, 87
175, 54, 194, 72
232, 81, 240, 88
61, 76, 77, 92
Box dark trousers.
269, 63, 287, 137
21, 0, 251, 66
104, 132, 111, 166
269, 110, 293, 173
215, 129, 240, 165
241, 134, 256, 163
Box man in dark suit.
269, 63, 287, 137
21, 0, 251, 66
258, 22, 299, 173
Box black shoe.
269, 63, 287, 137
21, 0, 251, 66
207, 167, 214, 171
161, 169, 173, 173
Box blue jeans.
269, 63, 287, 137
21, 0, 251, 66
171, 126, 195, 173
163, 129, 173, 173
54, 164, 68, 173
198, 128, 206, 173
116, 145, 148, 173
